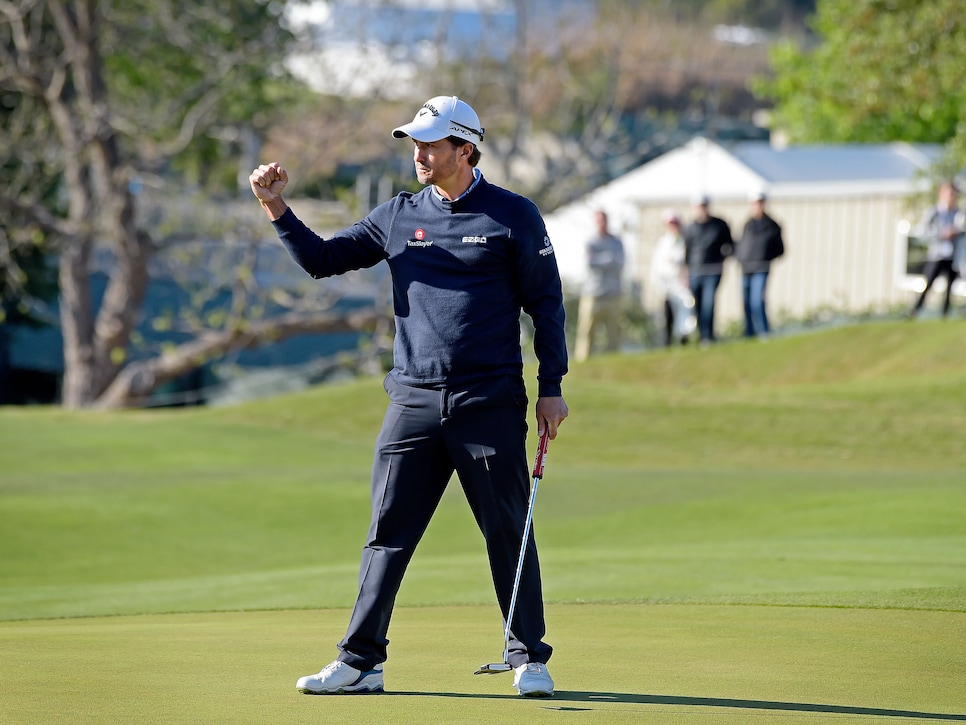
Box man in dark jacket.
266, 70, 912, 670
683, 195, 732, 344
250, 95, 567, 698
735, 191, 784, 338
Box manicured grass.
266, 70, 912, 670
1, 320, 964, 722
2, 606, 964, 724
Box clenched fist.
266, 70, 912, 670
250, 162, 288, 202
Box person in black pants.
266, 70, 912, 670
683, 195, 733, 345
909, 181, 964, 318
250, 95, 568, 698
735, 191, 784, 338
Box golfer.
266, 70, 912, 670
250, 96, 568, 698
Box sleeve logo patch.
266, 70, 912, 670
539, 235, 555, 256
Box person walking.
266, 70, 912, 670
683, 194, 732, 345
908, 181, 964, 318
574, 210, 625, 361
735, 191, 784, 338
650, 210, 695, 346
249, 95, 569, 698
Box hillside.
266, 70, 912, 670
574, 319, 966, 388
0, 320, 963, 622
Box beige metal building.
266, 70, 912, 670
545, 137, 949, 333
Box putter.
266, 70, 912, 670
474, 428, 550, 675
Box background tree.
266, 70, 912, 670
755, 0, 966, 163
501, 0, 780, 206
0, 0, 384, 409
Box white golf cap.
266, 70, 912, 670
392, 95, 484, 145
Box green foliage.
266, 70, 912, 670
100, 0, 296, 192
0, 91, 60, 322
757, 0, 966, 154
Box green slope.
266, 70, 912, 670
2, 320, 965, 724
0, 320, 964, 621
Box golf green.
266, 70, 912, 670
1, 320, 965, 722
2, 604, 963, 724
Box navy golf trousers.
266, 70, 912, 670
336, 373, 552, 670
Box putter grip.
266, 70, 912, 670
532, 428, 550, 479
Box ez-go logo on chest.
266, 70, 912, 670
406, 229, 489, 247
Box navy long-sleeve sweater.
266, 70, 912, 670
272, 175, 568, 397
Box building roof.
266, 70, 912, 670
729, 141, 939, 186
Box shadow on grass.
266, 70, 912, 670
390, 691, 966, 721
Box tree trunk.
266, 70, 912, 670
42, 0, 151, 408
58, 239, 97, 407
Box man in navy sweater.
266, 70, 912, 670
250, 96, 568, 698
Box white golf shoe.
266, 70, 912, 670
513, 662, 554, 697
295, 660, 384, 694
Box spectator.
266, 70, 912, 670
650, 210, 695, 346
683, 195, 732, 345
908, 180, 964, 318
735, 190, 784, 338
574, 210, 625, 361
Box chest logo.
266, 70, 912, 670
461, 236, 487, 244
408, 228, 433, 247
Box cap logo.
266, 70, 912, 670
422, 103, 440, 117
450, 119, 484, 142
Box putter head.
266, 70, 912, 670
474, 662, 512, 675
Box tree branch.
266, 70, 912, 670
0, 195, 78, 239
94, 308, 388, 409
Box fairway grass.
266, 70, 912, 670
1, 320, 965, 722
2, 604, 964, 724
